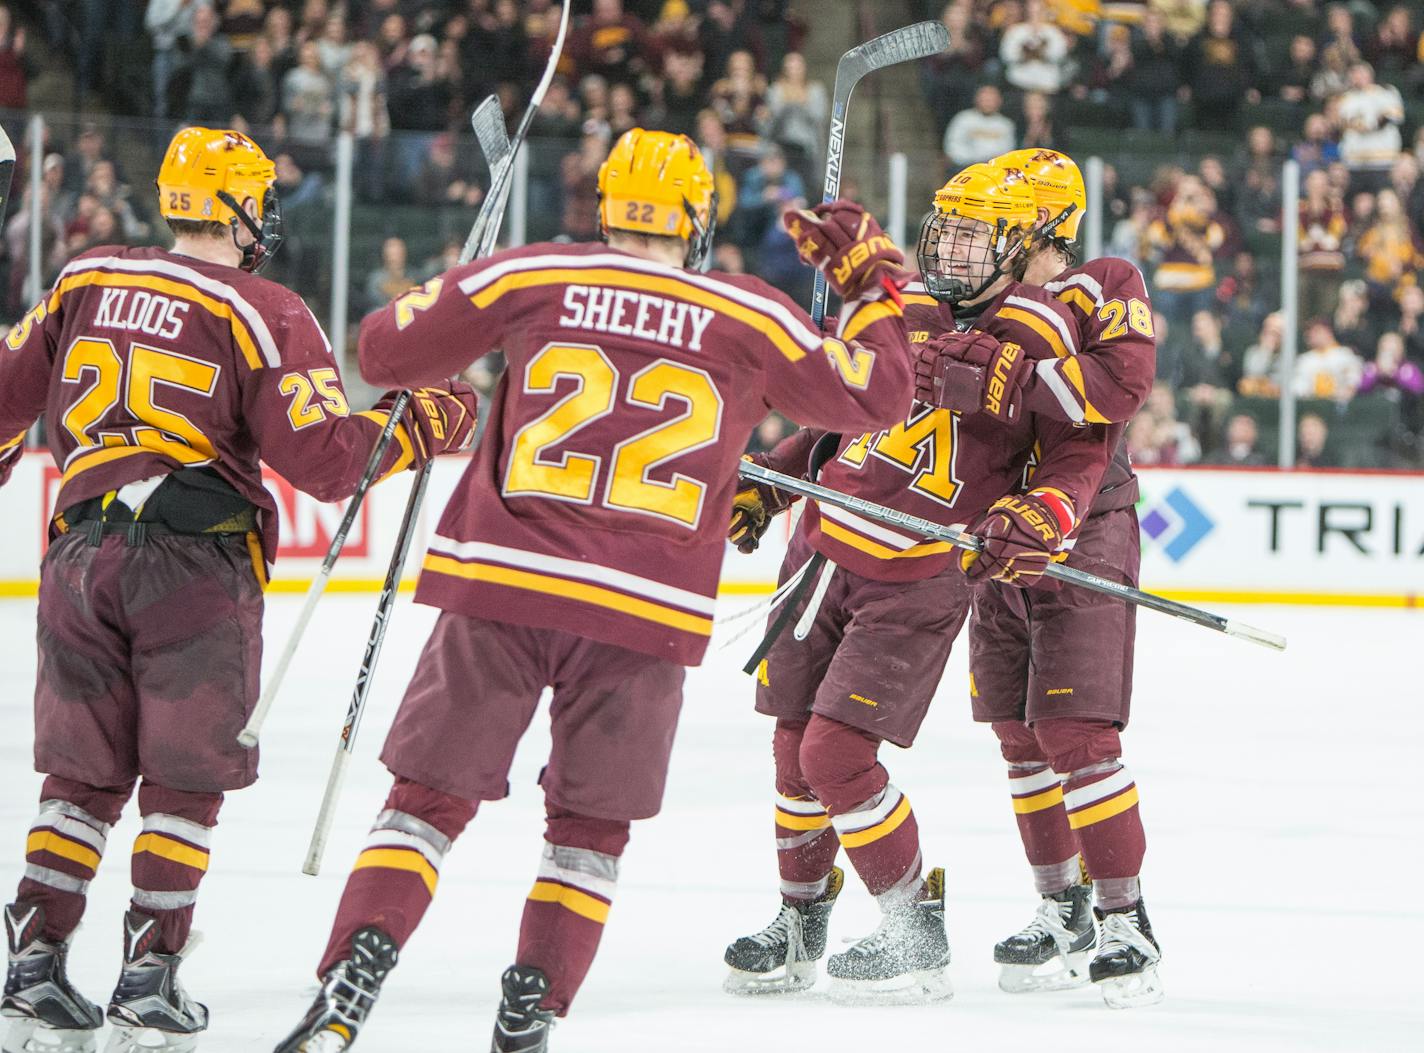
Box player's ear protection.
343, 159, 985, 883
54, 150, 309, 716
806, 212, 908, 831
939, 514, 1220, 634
217, 186, 284, 274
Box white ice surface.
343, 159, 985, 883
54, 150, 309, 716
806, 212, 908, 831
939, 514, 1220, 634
0, 596, 1419, 1052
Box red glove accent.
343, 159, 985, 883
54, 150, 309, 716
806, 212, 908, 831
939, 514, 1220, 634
914, 330, 1029, 422
782, 200, 908, 301
960, 491, 1074, 587
376, 383, 479, 466
729, 454, 796, 554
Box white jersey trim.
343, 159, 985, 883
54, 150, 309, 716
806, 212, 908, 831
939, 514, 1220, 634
1034, 358, 1087, 424
1064, 766, 1134, 811
456, 252, 822, 351
1004, 294, 1079, 355
1043, 271, 1105, 308
427, 535, 717, 615
1008, 766, 1063, 795
60, 254, 282, 368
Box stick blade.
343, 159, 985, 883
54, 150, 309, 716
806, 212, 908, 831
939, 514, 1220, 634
840, 20, 950, 80
470, 95, 511, 170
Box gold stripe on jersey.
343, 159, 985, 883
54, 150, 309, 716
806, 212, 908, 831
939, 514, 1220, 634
467, 267, 810, 363
355, 411, 416, 480
819, 519, 952, 561
1055, 287, 1097, 318
775, 807, 832, 831
1067, 786, 1139, 829
422, 554, 714, 636
838, 796, 913, 849
1, 430, 24, 454
60, 432, 214, 487
27, 831, 102, 872
528, 880, 611, 924
352, 847, 438, 895
901, 293, 939, 308
840, 298, 902, 344
1011, 786, 1065, 815
49, 270, 265, 371
998, 306, 1070, 359
132, 833, 209, 872
1057, 358, 1113, 424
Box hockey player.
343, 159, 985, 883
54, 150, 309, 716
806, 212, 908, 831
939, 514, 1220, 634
723, 163, 1117, 1003
0, 127, 477, 1053
271, 127, 916, 1053
915, 148, 1162, 1006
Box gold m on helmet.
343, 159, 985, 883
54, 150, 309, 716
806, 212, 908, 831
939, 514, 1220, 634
992, 148, 1087, 245
597, 129, 717, 267
156, 127, 276, 226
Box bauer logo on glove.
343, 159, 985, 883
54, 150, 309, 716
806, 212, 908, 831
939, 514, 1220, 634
960, 488, 1075, 587
782, 200, 907, 303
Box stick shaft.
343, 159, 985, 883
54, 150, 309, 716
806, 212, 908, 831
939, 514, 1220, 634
237, 395, 408, 747
739, 461, 1286, 651
302, 745, 351, 876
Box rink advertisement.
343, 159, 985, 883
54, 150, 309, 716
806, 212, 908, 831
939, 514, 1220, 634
1, 454, 1420, 605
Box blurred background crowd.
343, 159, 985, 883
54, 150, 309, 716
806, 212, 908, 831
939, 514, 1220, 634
2, 0, 1423, 470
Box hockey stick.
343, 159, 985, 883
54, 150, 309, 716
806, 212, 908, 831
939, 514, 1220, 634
0, 124, 15, 228
238, 71, 554, 750
300, 4, 572, 876
810, 20, 948, 326
738, 461, 1288, 652
741, 23, 947, 669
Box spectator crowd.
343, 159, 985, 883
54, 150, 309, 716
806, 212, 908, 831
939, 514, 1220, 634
2, 0, 1424, 467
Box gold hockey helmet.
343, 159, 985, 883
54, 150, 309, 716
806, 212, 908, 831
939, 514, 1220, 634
916, 162, 1037, 305
992, 148, 1087, 256
597, 128, 718, 268
156, 126, 282, 272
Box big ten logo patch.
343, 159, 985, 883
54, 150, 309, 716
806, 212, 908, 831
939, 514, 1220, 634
264, 470, 370, 559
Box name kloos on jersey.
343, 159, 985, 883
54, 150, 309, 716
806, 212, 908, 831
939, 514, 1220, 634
559, 285, 715, 351
93, 287, 191, 340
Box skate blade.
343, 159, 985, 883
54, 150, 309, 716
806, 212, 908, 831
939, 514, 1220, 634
827, 966, 954, 1007
1097, 965, 1164, 1009
997, 950, 1093, 994
722, 961, 817, 996
101, 1028, 199, 1053
2, 1020, 98, 1053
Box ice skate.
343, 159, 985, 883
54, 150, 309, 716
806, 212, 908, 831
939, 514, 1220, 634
1090, 898, 1163, 1008
2, 903, 102, 1053
272, 928, 398, 1053
102, 912, 207, 1053
723, 867, 843, 994
490, 966, 555, 1053
994, 882, 1096, 993
825, 867, 952, 1005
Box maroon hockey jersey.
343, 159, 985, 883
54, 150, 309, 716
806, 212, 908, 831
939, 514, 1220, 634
358, 241, 915, 665
766, 282, 1115, 583
1027, 257, 1157, 513
0, 246, 417, 575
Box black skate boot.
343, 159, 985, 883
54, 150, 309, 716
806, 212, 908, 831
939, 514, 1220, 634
994, 882, 1096, 993
104, 911, 208, 1053
825, 867, 952, 1005
272, 927, 398, 1053
2, 902, 102, 1053
1090, 897, 1163, 1008
723, 866, 843, 994
490, 966, 555, 1053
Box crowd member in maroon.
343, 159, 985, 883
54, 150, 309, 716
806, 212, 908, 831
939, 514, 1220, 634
0, 127, 476, 1053
723, 162, 1117, 1005
917, 149, 1162, 1007
273, 128, 915, 1053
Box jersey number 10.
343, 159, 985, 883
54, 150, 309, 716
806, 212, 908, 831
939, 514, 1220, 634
504, 342, 726, 530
